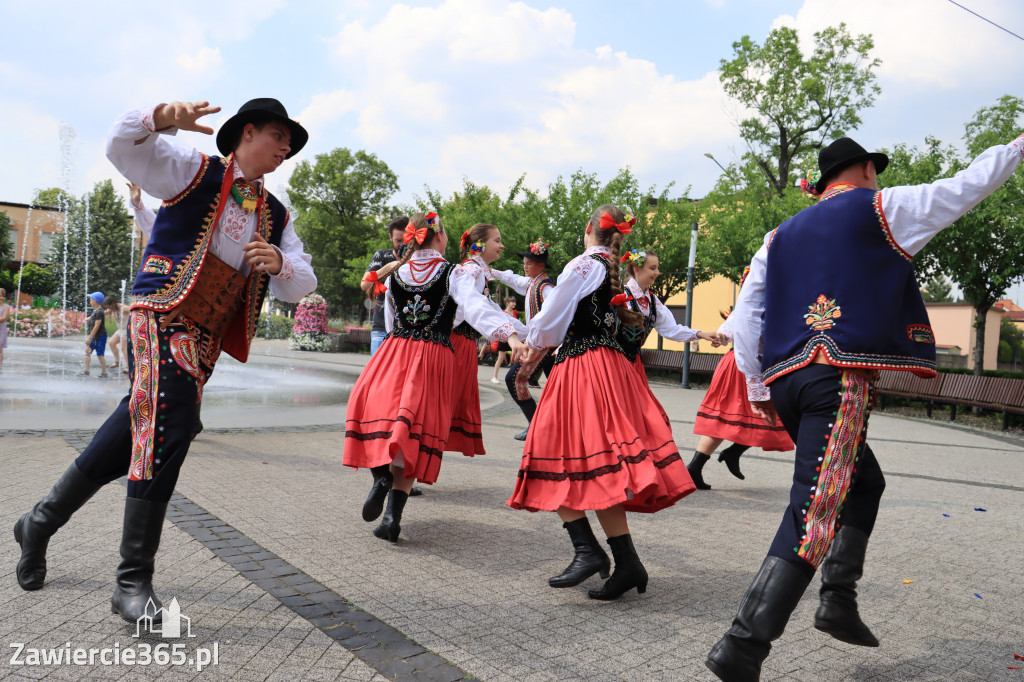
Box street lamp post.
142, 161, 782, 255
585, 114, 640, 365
681, 221, 698, 389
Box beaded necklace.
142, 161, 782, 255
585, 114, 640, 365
406, 257, 447, 284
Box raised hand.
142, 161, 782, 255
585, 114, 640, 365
126, 182, 142, 209
152, 101, 222, 135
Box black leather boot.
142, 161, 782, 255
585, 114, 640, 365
111, 498, 168, 624
15, 462, 101, 591
706, 556, 813, 682
373, 489, 409, 542
513, 398, 536, 442
362, 465, 393, 522
548, 518, 610, 588
687, 452, 712, 490
814, 526, 879, 647
718, 443, 749, 481
587, 534, 648, 600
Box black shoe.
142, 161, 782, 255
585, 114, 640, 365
587, 534, 648, 600
409, 487, 424, 497
814, 527, 880, 647
549, 518, 610, 588
15, 463, 100, 591
362, 466, 393, 522
513, 426, 530, 441
373, 489, 409, 543
687, 452, 712, 490
718, 443, 748, 480
111, 498, 168, 624
706, 556, 813, 682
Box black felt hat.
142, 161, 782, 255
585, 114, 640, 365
816, 137, 889, 193
216, 98, 308, 159
516, 239, 550, 265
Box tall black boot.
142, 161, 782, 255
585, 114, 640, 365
687, 452, 712, 490
372, 489, 409, 543
814, 526, 879, 647
587, 534, 648, 600
706, 556, 813, 682
111, 498, 168, 624
548, 518, 610, 588
718, 443, 749, 481
362, 465, 393, 522
513, 398, 536, 442
14, 462, 101, 591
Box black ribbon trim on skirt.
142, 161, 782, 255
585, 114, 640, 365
518, 449, 682, 482
695, 410, 789, 432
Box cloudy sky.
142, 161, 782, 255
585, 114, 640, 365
3, 0, 1023, 298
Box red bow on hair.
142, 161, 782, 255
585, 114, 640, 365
461, 229, 471, 249
619, 253, 631, 263
610, 293, 635, 307
599, 212, 636, 234
362, 271, 387, 297
404, 221, 428, 245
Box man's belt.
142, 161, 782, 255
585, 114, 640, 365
159, 252, 246, 337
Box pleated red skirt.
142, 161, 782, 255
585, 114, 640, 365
508, 345, 695, 513
693, 350, 794, 451
446, 333, 486, 456
629, 354, 670, 424
343, 335, 458, 484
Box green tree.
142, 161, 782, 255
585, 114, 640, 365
920, 273, 956, 302
720, 23, 881, 196
1000, 316, 1023, 358
0, 210, 13, 266
49, 180, 134, 309
15, 263, 57, 296
912, 96, 1024, 376
287, 148, 400, 315
32, 188, 74, 210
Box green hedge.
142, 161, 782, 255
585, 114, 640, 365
258, 314, 295, 340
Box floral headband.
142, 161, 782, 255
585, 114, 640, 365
405, 211, 442, 244
619, 249, 647, 267
599, 211, 636, 234
470, 240, 486, 254
797, 169, 822, 197
528, 239, 550, 256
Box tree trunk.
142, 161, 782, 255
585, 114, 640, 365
972, 305, 989, 377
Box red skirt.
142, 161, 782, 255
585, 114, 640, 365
508, 346, 695, 513
343, 335, 458, 484
446, 333, 486, 456
629, 354, 670, 424
693, 350, 794, 452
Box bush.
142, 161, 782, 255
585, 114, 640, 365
0, 268, 14, 293
257, 313, 295, 340
15, 263, 57, 297
6, 307, 87, 337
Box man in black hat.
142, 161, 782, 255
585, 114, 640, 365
13, 99, 317, 625
491, 238, 556, 440
705, 131, 1024, 681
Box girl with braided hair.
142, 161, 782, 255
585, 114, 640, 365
344, 213, 526, 543
508, 205, 695, 601
445, 222, 506, 456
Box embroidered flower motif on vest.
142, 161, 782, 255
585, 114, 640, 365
906, 324, 934, 344
804, 294, 842, 331
403, 294, 432, 324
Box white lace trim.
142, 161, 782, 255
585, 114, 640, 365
493, 320, 516, 342
746, 374, 771, 402
1010, 133, 1024, 159
275, 250, 294, 280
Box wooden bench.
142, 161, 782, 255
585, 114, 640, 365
639, 349, 723, 376
345, 327, 371, 346
875, 371, 1024, 430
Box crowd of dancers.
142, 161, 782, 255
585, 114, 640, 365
13, 96, 1023, 682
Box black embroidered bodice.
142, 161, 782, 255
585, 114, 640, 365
553, 255, 625, 364
389, 262, 458, 350
617, 290, 657, 362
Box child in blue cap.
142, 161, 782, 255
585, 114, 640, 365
81, 291, 108, 377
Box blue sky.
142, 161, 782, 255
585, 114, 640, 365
3, 0, 1023, 300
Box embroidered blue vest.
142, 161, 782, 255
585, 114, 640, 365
131, 155, 288, 362
761, 185, 936, 384
553, 255, 625, 365
527, 274, 555, 319
390, 263, 459, 351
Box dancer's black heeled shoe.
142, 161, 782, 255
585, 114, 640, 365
587, 534, 648, 600
548, 518, 610, 588
373, 489, 409, 543
362, 465, 393, 522
718, 443, 748, 481
687, 452, 712, 490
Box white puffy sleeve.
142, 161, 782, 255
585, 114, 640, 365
384, 278, 396, 334
105, 106, 203, 201
525, 256, 606, 349
129, 202, 157, 240
491, 268, 531, 296
450, 266, 526, 342
268, 214, 317, 303
651, 294, 700, 343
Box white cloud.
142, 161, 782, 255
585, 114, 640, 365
177, 46, 224, 74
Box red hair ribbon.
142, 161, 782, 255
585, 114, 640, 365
461, 229, 471, 249
404, 221, 428, 244
599, 212, 636, 234
619, 252, 631, 263
362, 271, 387, 296
610, 293, 635, 307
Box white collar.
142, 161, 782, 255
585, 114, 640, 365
230, 160, 264, 189
626, 278, 646, 297
583, 245, 611, 257
411, 248, 445, 261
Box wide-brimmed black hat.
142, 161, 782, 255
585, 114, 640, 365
216, 98, 308, 159
815, 137, 889, 193
516, 239, 550, 265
